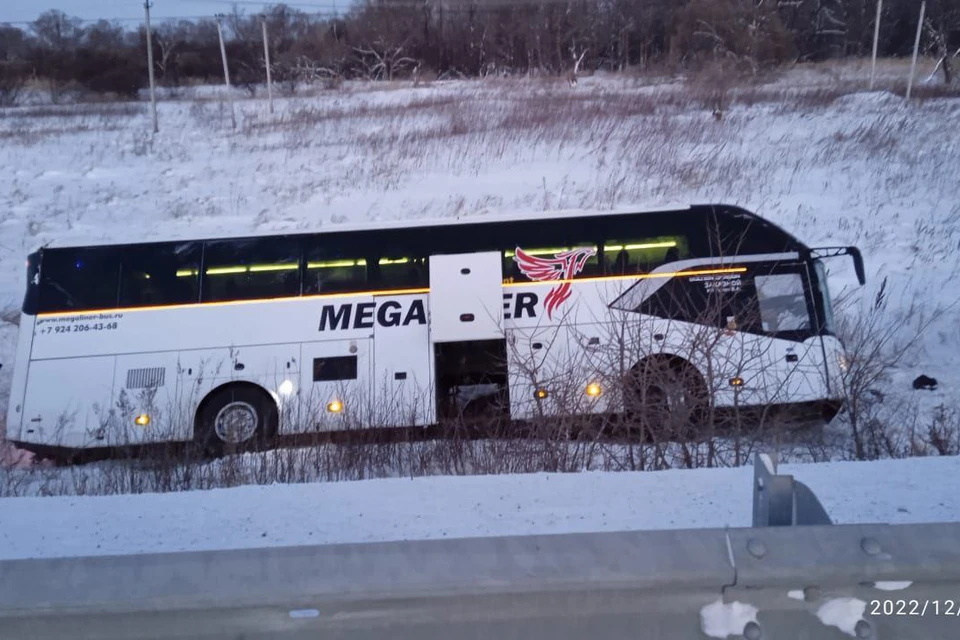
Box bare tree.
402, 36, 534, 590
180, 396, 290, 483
354, 38, 419, 80
567, 46, 587, 86
153, 23, 184, 84
0, 61, 29, 107
924, 3, 960, 84
31, 10, 85, 103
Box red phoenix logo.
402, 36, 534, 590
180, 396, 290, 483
513, 246, 596, 319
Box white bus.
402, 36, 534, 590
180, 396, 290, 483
5, 204, 864, 458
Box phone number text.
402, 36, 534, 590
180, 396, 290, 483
39, 322, 119, 335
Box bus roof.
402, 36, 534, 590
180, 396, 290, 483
36, 203, 805, 252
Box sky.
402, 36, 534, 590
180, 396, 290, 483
2, 0, 347, 25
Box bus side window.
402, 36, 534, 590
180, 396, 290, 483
374, 255, 426, 290
304, 240, 368, 295
715, 279, 762, 333
755, 273, 811, 333
120, 242, 201, 307
39, 248, 121, 312
202, 238, 301, 302
604, 237, 688, 274
637, 275, 709, 321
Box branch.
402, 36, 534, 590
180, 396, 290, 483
573, 49, 587, 74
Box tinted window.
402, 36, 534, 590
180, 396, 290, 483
304, 236, 368, 295
202, 238, 301, 302
313, 356, 358, 381
119, 243, 201, 308
367, 228, 431, 290
372, 255, 428, 289
39, 247, 120, 312
637, 274, 712, 323
603, 236, 688, 275
813, 260, 835, 334
22, 252, 41, 315
637, 268, 759, 331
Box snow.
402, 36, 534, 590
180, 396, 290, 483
1, 72, 960, 560
816, 597, 868, 637
288, 609, 321, 619
699, 598, 759, 639
873, 580, 913, 591
2, 73, 959, 450
0, 455, 957, 560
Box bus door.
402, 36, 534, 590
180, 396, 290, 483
428, 252, 508, 421
373, 293, 434, 427
299, 338, 372, 432
750, 261, 826, 405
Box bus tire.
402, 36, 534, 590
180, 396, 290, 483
195, 385, 278, 456
626, 357, 708, 440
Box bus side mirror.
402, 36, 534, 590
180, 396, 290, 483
848, 246, 866, 286
808, 246, 866, 286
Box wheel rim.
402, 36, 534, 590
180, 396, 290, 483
214, 401, 259, 443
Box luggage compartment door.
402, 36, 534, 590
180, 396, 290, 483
428, 252, 504, 343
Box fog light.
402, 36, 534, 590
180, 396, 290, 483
729, 377, 745, 388
535, 388, 549, 400
278, 379, 294, 396
585, 382, 602, 397
327, 400, 343, 413
134, 413, 151, 426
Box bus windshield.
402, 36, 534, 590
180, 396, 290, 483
813, 259, 836, 335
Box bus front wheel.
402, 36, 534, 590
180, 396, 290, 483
195, 385, 278, 456
626, 358, 708, 440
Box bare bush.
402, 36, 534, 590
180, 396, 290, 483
834, 278, 952, 460
0, 61, 29, 107
927, 404, 960, 456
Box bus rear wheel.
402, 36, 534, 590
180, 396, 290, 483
195, 386, 278, 456
626, 358, 707, 441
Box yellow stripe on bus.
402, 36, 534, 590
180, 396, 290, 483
35, 267, 745, 318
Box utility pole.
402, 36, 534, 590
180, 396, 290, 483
261, 16, 273, 114
144, 0, 159, 133
215, 13, 237, 129
869, 0, 882, 90
907, 1, 926, 100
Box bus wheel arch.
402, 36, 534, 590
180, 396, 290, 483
625, 354, 709, 437
194, 382, 279, 455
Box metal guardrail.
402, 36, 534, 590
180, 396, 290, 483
1, 457, 958, 639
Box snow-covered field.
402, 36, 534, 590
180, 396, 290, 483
2, 455, 957, 560
1, 61, 959, 469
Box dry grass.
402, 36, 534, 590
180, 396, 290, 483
3, 401, 956, 498
2, 62, 959, 496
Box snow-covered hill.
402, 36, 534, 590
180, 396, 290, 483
2, 68, 958, 458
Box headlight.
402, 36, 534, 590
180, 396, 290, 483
837, 352, 850, 373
